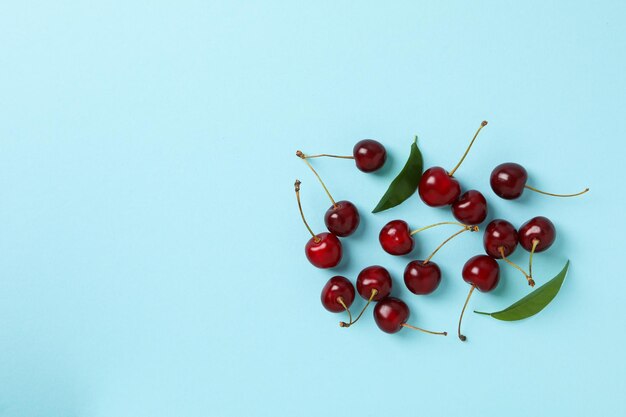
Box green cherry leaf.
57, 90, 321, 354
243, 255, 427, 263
372, 136, 423, 213
474, 260, 570, 321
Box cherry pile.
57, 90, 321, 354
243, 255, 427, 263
294, 124, 588, 341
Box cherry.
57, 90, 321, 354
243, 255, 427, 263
295, 139, 387, 173
294, 180, 343, 269
296, 151, 360, 236
490, 162, 589, 200
457, 255, 500, 341
418, 121, 488, 207
321, 276, 355, 313
519, 216, 556, 281
356, 265, 392, 301
404, 260, 441, 295
484, 219, 534, 287
451, 190, 488, 225
374, 297, 447, 335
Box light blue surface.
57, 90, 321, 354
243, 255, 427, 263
1, 1, 625, 416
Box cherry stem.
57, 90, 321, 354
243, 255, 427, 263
448, 120, 488, 177
340, 289, 378, 328
529, 239, 539, 279
458, 285, 475, 341
524, 185, 589, 198
422, 225, 479, 265
410, 221, 466, 235
300, 153, 354, 160
294, 180, 320, 243
296, 151, 337, 207
401, 323, 447, 336
337, 297, 353, 327
498, 247, 535, 287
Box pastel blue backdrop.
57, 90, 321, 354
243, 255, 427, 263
1, 1, 624, 416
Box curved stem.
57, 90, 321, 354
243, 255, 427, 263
337, 297, 352, 327
422, 225, 479, 265
294, 180, 320, 242
458, 285, 475, 341
296, 151, 337, 207
401, 323, 447, 336
448, 120, 488, 177
410, 221, 466, 235
524, 185, 589, 198
499, 247, 534, 287
341, 289, 378, 328
301, 153, 354, 160
528, 239, 539, 279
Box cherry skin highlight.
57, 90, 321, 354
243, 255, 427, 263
320, 276, 355, 313
305, 232, 343, 269
404, 261, 442, 295
379, 220, 414, 255
353, 139, 387, 172
418, 167, 461, 207
357, 265, 392, 301
373, 297, 410, 333
452, 189, 488, 225
483, 219, 518, 258
324, 200, 360, 237
519, 216, 556, 252
490, 162, 528, 199
462, 255, 500, 292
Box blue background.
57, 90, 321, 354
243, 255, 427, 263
1, 1, 625, 416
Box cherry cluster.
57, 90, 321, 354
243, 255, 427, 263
295, 124, 588, 341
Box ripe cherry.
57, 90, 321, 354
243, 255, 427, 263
296, 139, 387, 173
451, 190, 488, 225
519, 216, 556, 280
296, 151, 360, 236
457, 255, 500, 341
356, 265, 392, 301
404, 261, 441, 295
294, 180, 342, 269
418, 121, 488, 207
380, 220, 478, 257
490, 162, 589, 200
374, 297, 447, 335
484, 219, 534, 287
321, 276, 371, 328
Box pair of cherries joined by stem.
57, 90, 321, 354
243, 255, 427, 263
483, 216, 556, 287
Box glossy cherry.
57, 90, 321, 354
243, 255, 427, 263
490, 162, 589, 200
404, 261, 441, 295
321, 276, 355, 313
418, 121, 488, 207
356, 265, 392, 301
353, 139, 387, 172
373, 297, 447, 336
519, 216, 556, 253
324, 200, 360, 237
379, 220, 414, 255
295, 180, 343, 269
452, 189, 488, 225
483, 219, 518, 258
457, 255, 500, 341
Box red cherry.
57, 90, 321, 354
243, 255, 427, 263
305, 232, 342, 269
379, 220, 414, 255
519, 216, 556, 253
353, 139, 386, 172
483, 219, 518, 258
451, 190, 488, 225
320, 276, 355, 313
418, 167, 461, 207
404, 261, 441, 295
324, 200, 360, 237
357, 265, 392, 301
373, 297, 410, 333
490, 162, 528, 199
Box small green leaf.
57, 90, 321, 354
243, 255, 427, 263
474, 260, 569, 321
372, 137, 423, 213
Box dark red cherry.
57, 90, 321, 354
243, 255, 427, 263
373, 297, 410, 333
305, 232, 342, 269
324, 200, 360, 237
483, 219, 518, 258
379, 220, 414, 255
418, 167, 461, 207
404, 261, 441, 295
451, 190, 488, 225
490, 163, 528, 199
519, 216, 556, 252
462, 255, 500, 292
353, 139, 386, 172
320, 276, 355, 313
356, 265, 392, 301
